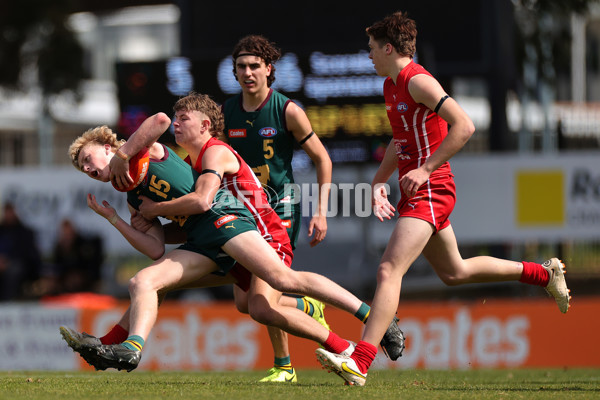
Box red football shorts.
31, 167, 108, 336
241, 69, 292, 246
396, 173, 456, 232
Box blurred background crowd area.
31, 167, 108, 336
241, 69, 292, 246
1, 0, 600, 303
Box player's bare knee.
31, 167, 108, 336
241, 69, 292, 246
438, 273, 467, 286
128, 275, 141, 296
235, 298, 249, 314
376, 262, 396, 283
128, 271, 155, 295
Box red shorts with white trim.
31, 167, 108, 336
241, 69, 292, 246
268, 239, 294, 268
229, 239, 294, 292
396, 173, 456, 232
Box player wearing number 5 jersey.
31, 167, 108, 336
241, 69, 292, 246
224, 90, 295, 214
223, 41, 328, 250
225, 35, 331, 382
222, 35, 405, 382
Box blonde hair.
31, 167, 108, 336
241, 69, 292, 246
68, 125, 125, 170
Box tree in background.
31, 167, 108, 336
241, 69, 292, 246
512, 0, 597, 151
0, 0, 86, 165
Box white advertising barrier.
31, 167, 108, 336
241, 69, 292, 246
450, 151, 600, 243
0, 304, 79, 370
295, 151, 600, 245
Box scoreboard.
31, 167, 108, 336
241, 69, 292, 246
116, 51, 392, 163
116, 1, 489, 163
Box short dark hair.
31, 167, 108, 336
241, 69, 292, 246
366, 11, 417, 58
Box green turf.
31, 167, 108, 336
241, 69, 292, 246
1, 369, 599, 400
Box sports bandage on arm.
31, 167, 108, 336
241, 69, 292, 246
434, 95, 449, 114
201, 169, 222, 181
298, 131, 315, 146
108, 214, 120, 225
115, 148, 130, 161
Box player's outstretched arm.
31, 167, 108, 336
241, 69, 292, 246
87, 193, 166, 259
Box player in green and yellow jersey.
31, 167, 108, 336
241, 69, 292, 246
223, 35, 404, 383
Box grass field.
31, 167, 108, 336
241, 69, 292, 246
1, 368, 599, 400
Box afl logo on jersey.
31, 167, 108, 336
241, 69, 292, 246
259, 127, 278, 137
396, 102, 408, 113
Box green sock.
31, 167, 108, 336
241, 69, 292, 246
296, 298, 315, 317
274, 355, 292, 371
354, 302, 371, 323
122, 335, 145, 352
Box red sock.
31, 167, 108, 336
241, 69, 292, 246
519, 261, 549, 286
99, 324, 129, 345
351, 341, 378, 374
323, 331, 351, 354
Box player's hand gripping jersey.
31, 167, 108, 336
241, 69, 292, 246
126, 144, 258, 287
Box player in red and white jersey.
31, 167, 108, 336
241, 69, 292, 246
316, 11, 571, 387
191, 136, 292, 265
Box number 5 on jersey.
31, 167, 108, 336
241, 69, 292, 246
263, 139, 274, 159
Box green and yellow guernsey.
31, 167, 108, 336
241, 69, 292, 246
126, 145, 199, 228
126, 145, 247, 231
223, 89, 296, 203
223, 89, 303, 247
125, 144, 256, 275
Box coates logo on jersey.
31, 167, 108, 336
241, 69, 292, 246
259, 127, 277, 137
397, 102, 408, 113
228, 129, 246, 138
214, 214, 238, 228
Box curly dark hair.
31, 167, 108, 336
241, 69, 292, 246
366, 11, 417, 58
232, 34, 281, 87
